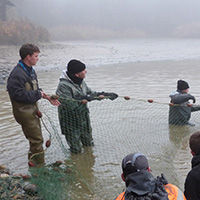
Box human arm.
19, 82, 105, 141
78, 91, 118, 102
97, 91, 118, 100
170, 92, 195, 104
190, 104, 200, 112
56, 80, 86, 112
41, 91, 60, 106
85, 85, 118, 101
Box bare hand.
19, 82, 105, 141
41, 91, 61, 106
48, 98, 61, 106
98, 95, 105, 99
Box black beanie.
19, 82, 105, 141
67, 59, 86, 74
177, 80, 189, 90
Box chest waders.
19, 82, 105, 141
11, 76, 44, 166
58, 100, 93, 154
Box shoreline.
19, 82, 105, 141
1, 58, 200, 79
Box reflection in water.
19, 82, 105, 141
168, 125, 191, 148
65, 147, 96, 200
168, 124, 196, 191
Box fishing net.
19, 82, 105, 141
1, 96, 200, 200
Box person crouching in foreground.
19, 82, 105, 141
115, 152, 186, 200
56, 59, 118, 154
169, 79, 200, 126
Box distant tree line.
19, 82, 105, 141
0, 0, 50, 45
0, 0, 14, 21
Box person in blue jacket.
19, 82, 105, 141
7, 44, 60, 166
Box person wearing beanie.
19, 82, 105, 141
56, 59, 118, 153
177, 80, 189, 91
184, 131, 200, 200
168, 79, 200, 126
114, 152, 186, 200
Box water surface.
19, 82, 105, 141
1, 40, 200, 199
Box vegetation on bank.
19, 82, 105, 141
0, 19, 50, 45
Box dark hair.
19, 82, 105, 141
190, 131, 200, 155
19, 44, 40, 60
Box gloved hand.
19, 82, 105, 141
103, 92, 118, 100
152, 174, 169, 200
152, 186, 169, 200
158, 173, 168, 185
82, 94, 96, 102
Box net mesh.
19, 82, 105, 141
1, 96, 200, 200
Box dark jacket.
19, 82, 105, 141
184, 154, 200, 200
7, 61, 42, 125
168, 90, 200, 125
7, 61, 41, 104
115, 170, 165, 200
115, 170, 185, 200
124, 170, 156, 197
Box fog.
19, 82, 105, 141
10, 0, 200, 39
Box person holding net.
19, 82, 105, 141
169, 79, 200, 126
115, 152, 186, 200
7, 44, 60, 166
56, 59, 118, 153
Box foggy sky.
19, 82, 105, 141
12, 0, 200, 38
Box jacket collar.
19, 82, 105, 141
60, 70, 83, 86
125, 170, 156, 196
192, 154, 200, 168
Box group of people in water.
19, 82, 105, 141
6, 43, 200, 199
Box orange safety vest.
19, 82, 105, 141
115, 184, 186, 200
164, 183, 186, 200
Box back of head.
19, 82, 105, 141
19, 44, 40, 60
67, 59, 86, 75
122, 153, 149, 178
190, 131, 200, 156
177, 79, 189, 91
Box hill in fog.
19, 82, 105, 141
5, 0, 200, 40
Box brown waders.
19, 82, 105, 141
11, 81, 44, 166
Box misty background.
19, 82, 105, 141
5, 0, 200, 40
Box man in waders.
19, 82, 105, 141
56, 59, 118, 153
169, 79, 200, 126
115, 152, 186, 200
7, 44, 60, 166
